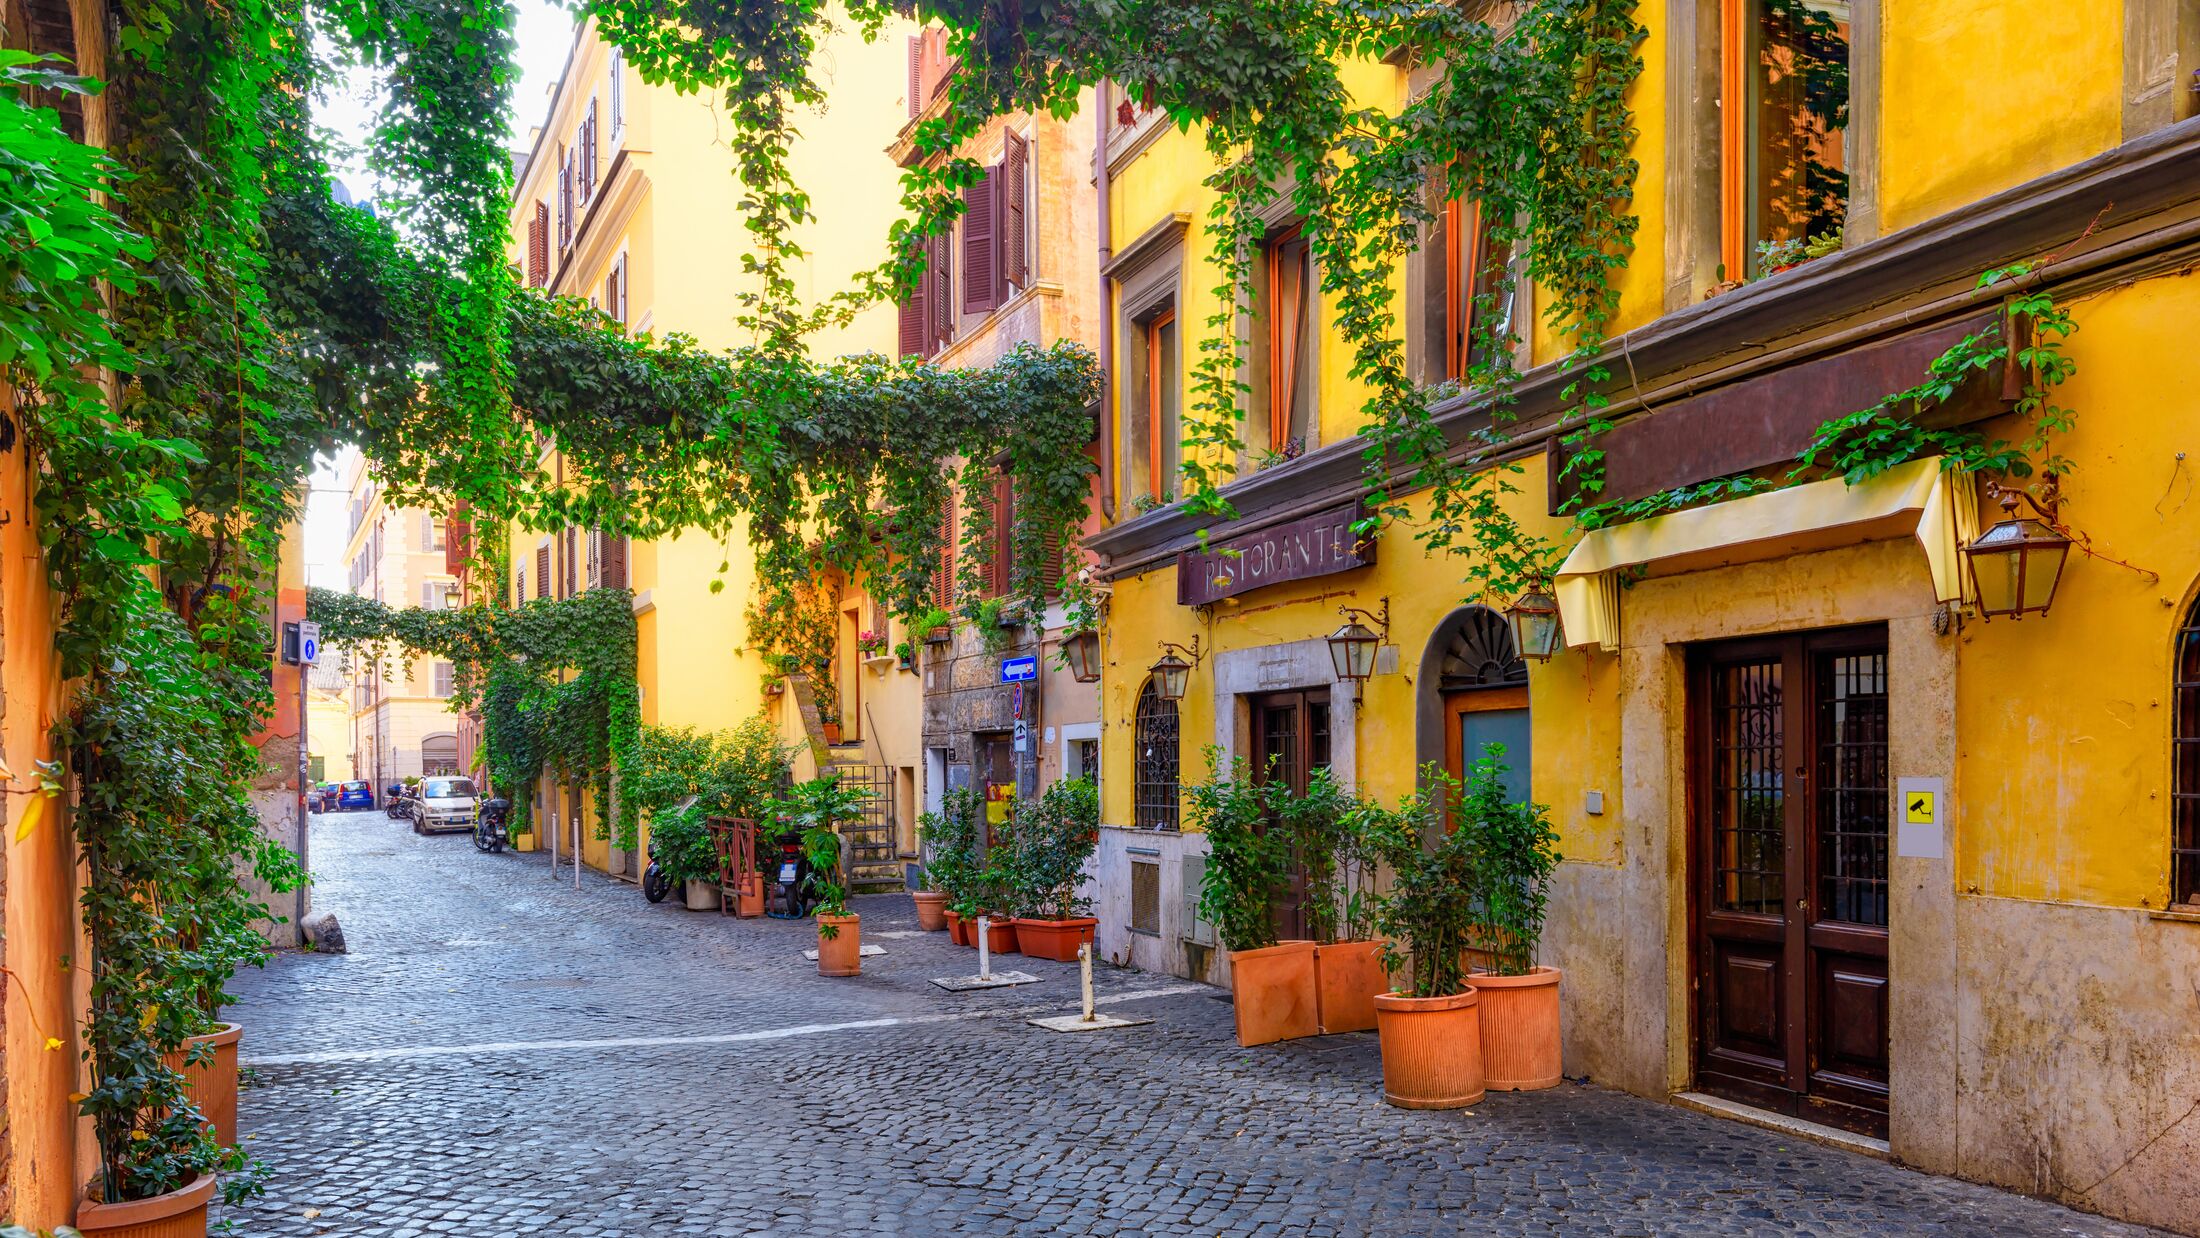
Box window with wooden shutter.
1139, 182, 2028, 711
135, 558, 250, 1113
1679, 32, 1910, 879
985, 471, 1012, 597
931, 497, 955, 609
587, 529, 603, 588
601, 536, 629, 590
558, 149, 573, 250
929, 232, 954, 349
583, 99, 599, 202
906, 35, 923, 118
535, 543, 551, 600
962, 168, 998, 316
897, 262, 930, 357
561, 527, 578, 597
610, 48, 625, 135
1002, 131, 1030, 290
528, 203, 549, 287
516, 565, 527, 604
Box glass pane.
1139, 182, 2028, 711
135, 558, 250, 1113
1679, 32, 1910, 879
1712, 658, 1785, 914
1156, 317, 1181, 494
1458, 707, 1531, 806
1745, 0, 1850, 275
1816, 650, 1888, 926
1463, 210, 1516, 375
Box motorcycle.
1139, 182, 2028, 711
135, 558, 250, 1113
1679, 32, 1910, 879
385, 784, 413, 822
765, 827, 814, 920
473, 797, 510, 854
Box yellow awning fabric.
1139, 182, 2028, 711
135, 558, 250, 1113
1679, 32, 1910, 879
1554, 456, 1979, 652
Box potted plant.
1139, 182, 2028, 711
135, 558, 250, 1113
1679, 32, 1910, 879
912, 606, 953, 646
1282, 768, 1385, 1035
1190, 749, 1316, 1047
921, 787, 981, 942
893, 639, 916, 671
649, 807, 719, 910
973, 855, 1022, 954
780, 773, 874, 975
1358, 766, 1486, 1109
1459, 743, 1565, 1091
1009, 777, 1101, 961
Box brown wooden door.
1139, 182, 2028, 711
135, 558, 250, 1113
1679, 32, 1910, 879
1690, 627, 1891, 1137
1249, 690, 1331, 941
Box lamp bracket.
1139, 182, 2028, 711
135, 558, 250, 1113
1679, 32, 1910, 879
1157, 635, 1203, 669
1335, 598, 1390, 643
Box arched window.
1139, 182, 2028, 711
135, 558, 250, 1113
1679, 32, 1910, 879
1133, 678, 1181, 831
2176, 595, 2200, 907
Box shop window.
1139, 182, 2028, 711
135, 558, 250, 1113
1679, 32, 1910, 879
1133, 678, 1181, 831
1256, 226, 1314, 457
1721, 0, 1851, 280
2176, 592, 2200, 907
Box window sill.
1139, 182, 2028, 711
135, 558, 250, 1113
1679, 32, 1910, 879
2147, 906, 2200, 926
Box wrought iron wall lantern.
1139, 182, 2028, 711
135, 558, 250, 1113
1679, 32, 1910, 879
1149, 636, 1202, 702
1063, 629, 1102, 683
1965, 478, 2073, 619
1326, 598, 1391, 701
1505, 585, 1564, 662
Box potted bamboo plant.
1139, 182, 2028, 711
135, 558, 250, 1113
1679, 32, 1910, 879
1358, 766, 1487, 1109
1459, 743, 1564, 1091
781, 774, 873, 975
1191, 749, 1316, 1047
1009, 776, 1101, 962
1283, 768, 1385, 1036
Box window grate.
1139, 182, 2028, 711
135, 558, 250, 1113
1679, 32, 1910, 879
2176, 603, 2200, 907
1133, 678, 1181, 831
1816, 650, 1888, 926
1710, 656, 1785, 914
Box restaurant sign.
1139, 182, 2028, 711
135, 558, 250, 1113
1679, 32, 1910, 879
1176, 502, 1375, 606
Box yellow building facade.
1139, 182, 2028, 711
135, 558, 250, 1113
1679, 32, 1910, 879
1083, 5, 2200, 1231
501, 13, 920, 879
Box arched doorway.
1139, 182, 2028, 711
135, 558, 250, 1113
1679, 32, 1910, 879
1417, 605, 1530, 803
421, 733, 459, 777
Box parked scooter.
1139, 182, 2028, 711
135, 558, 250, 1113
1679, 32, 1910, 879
473, 797, 510, 854
385, 784, 413, 823
642, 796, 697, 904
765, 827, 814, 919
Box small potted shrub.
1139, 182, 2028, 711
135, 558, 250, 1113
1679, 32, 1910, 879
650, 807, 719, 910
920, 787, 982, 940
1358, 765, 1488, 1109
1190, 749, 1316, 1047
1459, 743, 1564, 1091
973, 855, 1022, 954
913, 606, 953, 646
780, 774, 874, 975
1009, 777, 1101, 962
1283, 769, 1384, 1035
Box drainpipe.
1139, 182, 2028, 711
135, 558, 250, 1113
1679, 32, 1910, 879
1095, 88, 1116, 521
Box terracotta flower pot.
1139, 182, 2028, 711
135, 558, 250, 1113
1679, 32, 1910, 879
1372, 990, 1485, 1109
1470, 966, 1563, 1090
76, 1172, 215, 1238
166, 1022, 242, 1145
736, 875, 765, 918
1313, 940, 1386, 1035
977, 915, 1019, 955
1013, 916, 1096, 962
912, 891, 949, 931
944, 908, 966, 945
1228, 940, 1319, 1047
816, 913, 862, 976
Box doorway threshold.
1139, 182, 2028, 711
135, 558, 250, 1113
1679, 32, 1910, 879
1672, 1092, 1890, 1161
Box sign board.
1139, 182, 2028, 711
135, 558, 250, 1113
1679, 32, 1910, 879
298, 620, 321, 666
1000, 655, 1039, 684
1014, 719, 1031, 754
1176, 501, 1374, 606
1895, 776, 1945, 859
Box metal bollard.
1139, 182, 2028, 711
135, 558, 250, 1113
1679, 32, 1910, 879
1079, 942, 1097, 1023
977, 914, 992, 981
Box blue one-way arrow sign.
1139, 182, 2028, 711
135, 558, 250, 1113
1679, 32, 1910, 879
999, 655, 1038, 684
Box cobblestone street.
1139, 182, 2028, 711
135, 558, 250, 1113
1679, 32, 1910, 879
223, 814, 2165, 1237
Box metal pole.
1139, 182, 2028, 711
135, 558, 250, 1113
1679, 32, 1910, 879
296, 657, 310, 935
1079, 942, 1096, 1023
977, 914, 992, 982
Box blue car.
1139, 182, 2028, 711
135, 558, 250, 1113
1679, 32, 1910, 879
337, 780, 374, 811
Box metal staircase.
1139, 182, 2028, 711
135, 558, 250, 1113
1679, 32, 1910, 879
829, 756, 906, 895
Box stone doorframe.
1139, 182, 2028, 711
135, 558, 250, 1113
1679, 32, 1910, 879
1606, 539, 1957, 1165
1209, 637, 1358, 791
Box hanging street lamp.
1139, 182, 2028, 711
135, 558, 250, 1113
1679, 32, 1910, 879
1149, 637, 1201, 702
1965, 482, 2073, 619
1326, 600, 1390, 702
1505, 585, 1564, 662
1063, 629, 1102, 683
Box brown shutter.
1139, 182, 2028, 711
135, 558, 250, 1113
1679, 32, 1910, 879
603, 266, 621, 323
587, 528, 603, 587
584, 100, 599, 200
898, 259, 929, 357
602, 536, 629, 590
985, 471, 1012, 597
1002, 132, 1029, 289
535, 544, 551, 600
528, 204, 549, 287
931, 496, 955, 608
906, 35, 923, 118
929, 231, 954, 348
446, 502, 470, 576
1041, 528, 1064, 595
962, 168, 998, 316
562, 527, 578, 597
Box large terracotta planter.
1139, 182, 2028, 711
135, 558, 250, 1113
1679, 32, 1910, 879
1013, 916, 1097, 962
945, 909, 966, 945
1313, 940, 1386, 1035
683, 879, 718, 911
1228, 940, 1319, 1047
912, 891, 948, 932
977, 915, 1019, 955
1372, 990, 1485, 1109
1471, 966, 1563, 1091
76, 1172, 215, 1238
166, 1022, 242, 1145
735, 875, 765, 918
816, 913, 862, 976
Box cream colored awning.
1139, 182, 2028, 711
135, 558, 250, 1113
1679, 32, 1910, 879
1554, 456, 1979, 652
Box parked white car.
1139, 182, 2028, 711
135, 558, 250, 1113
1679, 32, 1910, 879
413, 776, 479, 835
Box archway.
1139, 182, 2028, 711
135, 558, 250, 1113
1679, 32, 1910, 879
1414, 604, 1531, 802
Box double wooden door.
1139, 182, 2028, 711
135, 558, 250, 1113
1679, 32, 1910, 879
1250, 689, 1331, 941
1690, 627, 1892, 1137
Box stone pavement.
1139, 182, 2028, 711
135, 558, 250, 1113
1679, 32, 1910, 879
221, 813, 2168, 1237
